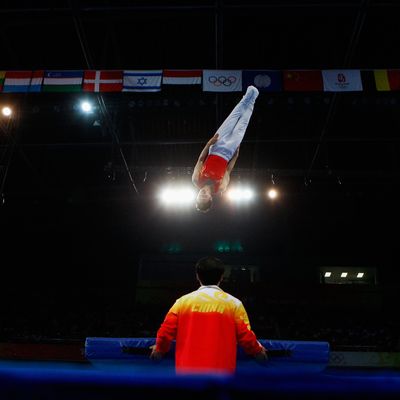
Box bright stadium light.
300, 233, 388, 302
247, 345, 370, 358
159, 185, 196, 207
324, 272, 332, 278
357, 272, 364, 278
341, 272, 348, 278
267, 188, 278, 200
80, 101, 93, 113
226, 186, 255, 203
1, 106, 12, 117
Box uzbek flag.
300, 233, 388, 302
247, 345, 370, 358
42, 70, 83, 92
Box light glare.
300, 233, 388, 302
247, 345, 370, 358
159, 186, 196, 206
81, 101, 92, 113
341, 272, 348, 278
1, 107, 12, 117
324, 272, 332, 278
357, 272, 364, 278
226, 187, 255, 202
268, 188, 278, 199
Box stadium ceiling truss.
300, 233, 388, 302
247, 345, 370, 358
1, 1, 400, 198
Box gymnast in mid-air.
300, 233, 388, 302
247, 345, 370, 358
192, 85, 259, 212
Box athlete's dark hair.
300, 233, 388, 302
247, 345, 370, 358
195, 197, 213, 213
195, 256, 225, 285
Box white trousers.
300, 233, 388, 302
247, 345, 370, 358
209, 86, 258, 162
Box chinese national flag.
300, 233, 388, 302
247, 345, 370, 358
283, 70, 323, 92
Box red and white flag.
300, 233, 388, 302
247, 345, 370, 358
30, 70, 44, 92
3, 71, 32, 92
83, 70, 123, 92
162, 70, 202, 85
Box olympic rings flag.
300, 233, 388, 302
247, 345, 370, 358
202, 70, 242, 92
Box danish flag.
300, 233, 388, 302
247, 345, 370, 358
83, 70, 123, 92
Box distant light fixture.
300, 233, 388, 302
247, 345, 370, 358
80, 101, 93, 113
324, 272, 332, 278
159, 185, 196, 207
226, 187, 255, 203
1, 106, 12, 117
341, 272, 348, 278
267, 188, 278, 199
357, 272, 364, 278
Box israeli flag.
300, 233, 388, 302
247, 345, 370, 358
123, 70, 162, 92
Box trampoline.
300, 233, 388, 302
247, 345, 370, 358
0, 337, 399, 399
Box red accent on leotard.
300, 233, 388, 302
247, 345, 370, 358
198, 154, 228, 193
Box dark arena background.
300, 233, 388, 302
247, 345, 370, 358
0, 1, 400, 399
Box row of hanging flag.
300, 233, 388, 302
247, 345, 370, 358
0, 69, 399, 93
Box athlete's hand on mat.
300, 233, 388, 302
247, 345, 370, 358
254, 347, 268, 364
149, 345, 164, 362
208, 133, 219, 145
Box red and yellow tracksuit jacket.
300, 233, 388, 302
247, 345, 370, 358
155, 285, 263, 374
